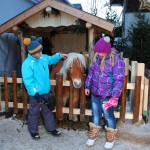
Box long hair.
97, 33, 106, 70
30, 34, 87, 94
93, 51, 116, 71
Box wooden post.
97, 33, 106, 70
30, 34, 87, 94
123, 58, 129, 77
133, 76, 141, 124
69, 81, 73, 120
137, 63, 145, 121
12, 71, 18, 114
4, 72, 9, 112
22, 84, 28, 115
80, 75, 86, 122
130, 61, 138, 111
88, 27, 95, 65
56, 73, 63, 120
19, 31, 26, 62
120, 75, 128, 122
143, 78, 149, 118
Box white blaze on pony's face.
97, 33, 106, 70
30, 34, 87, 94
59, 53, 86, 88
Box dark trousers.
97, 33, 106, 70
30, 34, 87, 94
28, 96, 55, 134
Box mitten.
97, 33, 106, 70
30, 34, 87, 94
103, 97, 118, 110
34, 93, 49, 104
47, 100, 55, 111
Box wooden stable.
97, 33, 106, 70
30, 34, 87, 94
0, 58, 149, 124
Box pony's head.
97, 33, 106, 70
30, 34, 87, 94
59, 53, 86, 88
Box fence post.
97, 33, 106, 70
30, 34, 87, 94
137, 63, 145, 121
133, 76, 141, 124
130, 61, 138, 111
56, 73, 63, 120
4, 71, 9, 112
120, 75, 128, 122
80, 74, 86, 122
143, 78, 149, 121
22, 84, 28, 115
69, 81, 73, 120
12, 71, 18, 114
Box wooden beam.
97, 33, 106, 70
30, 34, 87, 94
0, 0, 114, 35
0, 102, 133, 119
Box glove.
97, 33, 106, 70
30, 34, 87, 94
103, 97, 118, 110
46, 100, 55, 111
34, 93, 49, 104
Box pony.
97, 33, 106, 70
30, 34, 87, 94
50, 52, 87, 121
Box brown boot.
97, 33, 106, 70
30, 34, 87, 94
104, 128, 119, 149
86, 122, 100, 146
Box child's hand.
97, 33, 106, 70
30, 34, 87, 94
85, 88, 90, 96
60, 53, 68, 60
103, 97, 118, 110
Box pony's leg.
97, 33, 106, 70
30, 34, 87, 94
62, 87, 69, 106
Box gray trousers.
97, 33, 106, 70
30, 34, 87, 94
28, 95, 55, 134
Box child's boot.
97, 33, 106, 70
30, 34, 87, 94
104, 128, 119, 149
86, 122, 100, 146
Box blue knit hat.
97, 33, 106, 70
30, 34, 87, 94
23, 38, 43, 55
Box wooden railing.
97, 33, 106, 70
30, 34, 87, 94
0, 58, 149, 123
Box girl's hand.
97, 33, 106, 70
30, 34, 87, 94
85, 88, 90, 96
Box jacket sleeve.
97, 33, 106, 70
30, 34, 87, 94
22, 63, 37, 96
112, 56, 125, 98
84, 62, 95, 89
46, 53, 61, 65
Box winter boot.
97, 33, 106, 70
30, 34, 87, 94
86, 122, 100, 146
104, 128, 119, 149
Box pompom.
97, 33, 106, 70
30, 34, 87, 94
24, 38, 31, 45
104, 36, 110, 43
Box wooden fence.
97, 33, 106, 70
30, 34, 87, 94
0, 58, 149, 123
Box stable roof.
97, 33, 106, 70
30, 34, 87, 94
0, 0, 115, 35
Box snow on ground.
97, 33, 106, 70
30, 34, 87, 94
0, 117, 150, 150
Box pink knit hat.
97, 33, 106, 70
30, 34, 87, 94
94, 36, 111, 54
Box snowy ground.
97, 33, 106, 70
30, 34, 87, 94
0, 116, 150, 150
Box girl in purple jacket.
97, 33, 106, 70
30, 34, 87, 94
85, 36, 125, 149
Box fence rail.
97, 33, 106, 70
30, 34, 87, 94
0, 58, 149, 123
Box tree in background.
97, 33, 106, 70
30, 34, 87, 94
127, 13, 150, 69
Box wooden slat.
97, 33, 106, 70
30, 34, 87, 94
69, 81, 73, 120
123, 58, 129, 76
4, 72, 9, 112
12, 71, 18, 114
120, 76, 128, 122
137, 63, 145, 120
56, 73, 63, 120
130, 61, 138, 111
0, 0, 114, 34
22, 84, 28, 115
0, 101, 133, 119
133, 76, 141, 124
80, 75, 86, 121
143, 78, 149, 117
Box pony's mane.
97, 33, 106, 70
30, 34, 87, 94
59, 52, 86, 81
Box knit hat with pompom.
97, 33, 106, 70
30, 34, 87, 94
23, 38, 43, 55
94, 36, 111, 54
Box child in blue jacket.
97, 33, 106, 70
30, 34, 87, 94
85, 36, 125, 149
22, 38, 68, 140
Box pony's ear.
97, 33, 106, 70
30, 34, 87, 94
84, 53, 89, 59
80, 51, 89, 59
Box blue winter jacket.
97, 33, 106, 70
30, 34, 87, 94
22, 53, 61, 96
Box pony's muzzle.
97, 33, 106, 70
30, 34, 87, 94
73, 79, 82, 88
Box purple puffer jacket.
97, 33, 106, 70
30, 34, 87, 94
85, 53, 125, 98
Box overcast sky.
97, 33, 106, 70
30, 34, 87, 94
68, 0, 122, 19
